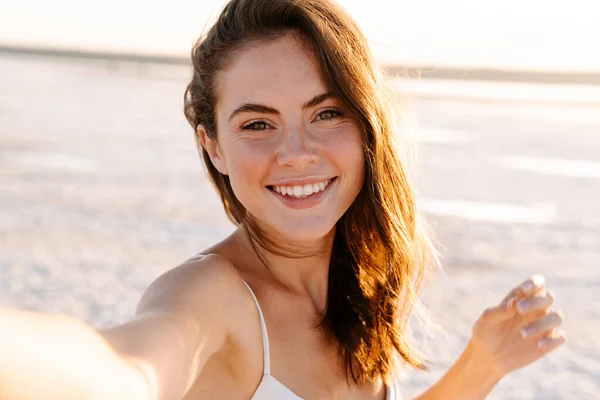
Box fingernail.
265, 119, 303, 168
517, 300, 530, 313
532, 275, 545, 288
521, 327, 532, 339
537, 336, 562, 349
522, 282, 533, 292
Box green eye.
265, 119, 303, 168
318, 109, 342, 121
242, 121, 268, 131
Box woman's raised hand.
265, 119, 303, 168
469, 274, 566, 378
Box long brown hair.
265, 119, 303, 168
184, 0, 437, 385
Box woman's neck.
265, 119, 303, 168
234, 225, 334, 310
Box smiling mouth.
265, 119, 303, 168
267, 177, 337, 199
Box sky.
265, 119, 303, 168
1, 0, 599, 71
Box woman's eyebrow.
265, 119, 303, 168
228, 92, 335, 122
302, 92, 334, 109
228, 104, 279, 122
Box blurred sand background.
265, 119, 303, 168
1, 0, 599, 399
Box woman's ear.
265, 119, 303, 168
197, 124, 228, 175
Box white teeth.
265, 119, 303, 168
303, 184, 314, 196
273, 178, 332, 198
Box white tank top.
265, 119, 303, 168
184, 254, 402, 399
241, 280, 403, 400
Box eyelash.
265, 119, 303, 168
316, 108, 343, 121
241, 121, 269, 131
241, 108, 343, 131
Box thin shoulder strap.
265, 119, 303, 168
242, 280, 271, 375
186, 255, 271, 375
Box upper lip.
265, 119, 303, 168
267, 176, 335, 186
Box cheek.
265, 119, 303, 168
323, 126, 365, 176
225, 140, 274, 190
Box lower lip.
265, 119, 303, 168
268, 178, 337, 210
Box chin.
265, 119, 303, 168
266, 217, 337, 247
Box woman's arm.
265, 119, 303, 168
0, 254, 243, 400
0, 307, 148, 400
99, 254, 243, 400
412, 341, 501, 400
414, 275, 566, 400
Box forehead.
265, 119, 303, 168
215, 34, 328, 110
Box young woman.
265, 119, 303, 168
0, 0, 565, 399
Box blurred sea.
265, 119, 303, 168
1, 0, 600, 72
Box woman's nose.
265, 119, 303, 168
276, 128, 318, 169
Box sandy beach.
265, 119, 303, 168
0, 53, 599, 399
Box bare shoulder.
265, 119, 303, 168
136, 253, 264, 396
137, 253, 250, 320
97, 254, 257, 400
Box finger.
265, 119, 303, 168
480, 302, 517, 323
537, 329, 567, 350
523, 274, 546, 293
501, 274, 546, 306
516, 290, 554, 316
521, 310, 564, 339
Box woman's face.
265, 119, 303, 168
201, 34, 365, 244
